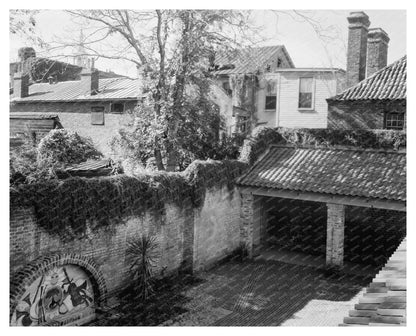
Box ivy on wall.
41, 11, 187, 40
239, 126, 406, 165
10, 126, 406, 241
10, 159, 248, 241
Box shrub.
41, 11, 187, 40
37, 129, 102, 166
10, 129, 103, 186
126, 234, 159, 300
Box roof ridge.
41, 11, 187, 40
328, 55, 406, 101
269, 144, 406, 154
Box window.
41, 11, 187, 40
237, 116, 249, 133
298, 77, 314, 109
265, 80, 277, 110
110, 102, 124, 113
91, 106, 105, 125
222, 81, 232, 96
384, 113, 404, 130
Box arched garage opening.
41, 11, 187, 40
10, 254, 107, 326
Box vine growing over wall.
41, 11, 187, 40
10, 159, 247, 241
239, 126, 406, 165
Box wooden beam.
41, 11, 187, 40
240, 187, 406, 212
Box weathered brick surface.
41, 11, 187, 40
366, 28, 389, 78
10, 186, 242, 310
346, 12, 370, 88
193, 187, 241, 270
326, 203, 345, 267
10, 101, 137, 157
327, 99, 406, 130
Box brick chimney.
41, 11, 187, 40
366, 28, 389, 77
13, 72, 29, 98
346, 12, 371, 87
81, 67, 99, 95
18, 47, 36, 75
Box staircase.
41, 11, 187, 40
340, 238, 406, 326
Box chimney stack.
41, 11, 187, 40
13, 72, 29, 99
366, 28, 389, 77
17, 47, 36, 75
81, 67, 99, 95
346, 12, 370, 87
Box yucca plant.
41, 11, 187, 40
126, 234, 159, 301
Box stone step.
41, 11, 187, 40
368, 322, 405, 326
363, 292, 389, 298
384, 296, 406, 303
343, 316, 370, 325
369, 282, 386, 288
366, 287, 388, 293
387, 290, 406, 297
371, 315, 405, 324
377, 308, 406, 317
359, 296, 384, 304
379, 302, 406, 309
349, 310, 377, 318
355, 303, 379, 311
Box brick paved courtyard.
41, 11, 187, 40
164, 256, 379, 326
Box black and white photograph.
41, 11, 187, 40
6, 3, 409, 328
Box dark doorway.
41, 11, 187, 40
344, 206, 406, 266
262, 197, 327, 256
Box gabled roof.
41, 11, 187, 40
211, 45, 295, 75
11, 77, 140, 103
238, 145, 406, 202
328, 56, 406, 101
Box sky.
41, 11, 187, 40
9, 10, 407, 78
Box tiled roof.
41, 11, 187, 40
65, 158, 114, 172
341, 238, 406, 326
211, 46, 294, 75
11, 77, 140, 102
238, 145, 406, 202
329, 56, 406, 101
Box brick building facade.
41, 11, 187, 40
10, 67, 140, 157
327, 12, 406, 130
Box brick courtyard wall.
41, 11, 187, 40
10, 205, 186, 302
327, 99, 406, 130
10, 186, 242, 308
10, 101, 137, 157
193, 186, 241, 271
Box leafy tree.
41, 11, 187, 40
54, 10, 260, 171
9, 10, 45, 47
